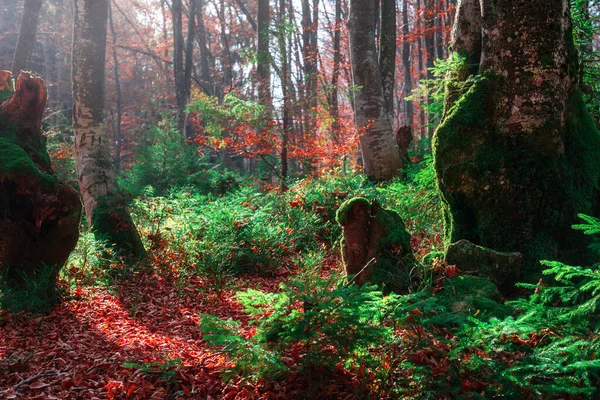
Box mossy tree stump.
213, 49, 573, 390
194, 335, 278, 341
434, 0, 600, 285
0, 71, 82, 305
336, 198, 415, 293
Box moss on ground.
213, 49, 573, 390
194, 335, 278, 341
436, 276, 509, 320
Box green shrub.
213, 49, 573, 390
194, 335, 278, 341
450, 214, 600, 397
121, 117, 215, 196
200, 253, 394, 382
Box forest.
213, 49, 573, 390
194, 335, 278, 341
2, 0, 600, 398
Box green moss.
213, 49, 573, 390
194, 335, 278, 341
434, 73, 600, 284
0, 137, 58, 192
436, 276, 509, 320
374, 207, 412, 252
92, 195, 146, 261
335, 197, 370, 226
0, 90, 12, 102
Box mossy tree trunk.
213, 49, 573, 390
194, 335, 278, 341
434, 0, 600, 284
72, 0, 146, 260
348, 0, 404, 181
0, 71, 82, 306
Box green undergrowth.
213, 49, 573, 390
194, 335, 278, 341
0, 265, 59, 314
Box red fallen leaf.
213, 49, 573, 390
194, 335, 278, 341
126, 384, 138, 398
60, 378, 74, 390
409, 308, 423, 316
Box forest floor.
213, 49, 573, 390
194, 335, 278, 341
0, 254, 361, 400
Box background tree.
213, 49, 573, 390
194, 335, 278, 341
11, 0, 43, 76
348, 0, 403, 181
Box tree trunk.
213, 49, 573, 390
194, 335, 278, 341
196, 0, 213, 95
72, 0, 146, 260
348, 0, 403, 181
301, 0, 316, 135
12, 0, 43, 76
424, 0, 436, 139
257, 0, 271, 110
328, 0, 342, 143
0, 72, 82, 307
402, 0, 414, 128
434, 0, 600, 285
278, 0, 290, 190
172, 0, 186, 133
379, 0, 396, 121
108, 2, 122, 171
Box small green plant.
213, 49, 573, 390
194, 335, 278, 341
123, 357, 183, 383
407, 52, 472, 127
0, 264, 59, 313
61, 231, 119, 287
200, 252, 394, 382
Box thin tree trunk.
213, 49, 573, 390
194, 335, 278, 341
196, 0, 213, 95
278, 0, 290, 190
329, 0, 342, 143
72, 0, 145, 259
380, 0, 396, 122
12, 0, 43, 76
172, 0, 186, 133
424, 0, 436, 139
257, 0, 271, 110
108, 2, 122, 171
217, 0, 233, 93
402, 0, 414, 127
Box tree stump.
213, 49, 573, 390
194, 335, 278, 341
336, 198, 415, 292
0, 71, 82, 306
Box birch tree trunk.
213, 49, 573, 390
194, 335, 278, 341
434, 0, 600, 285
348, 0, 403, 181
72, 0, 146, 260
12, 0, 43, 76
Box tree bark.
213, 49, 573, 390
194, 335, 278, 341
172, 0, 186, 133
0, 72, 82, 306
379, 0, 397, 121
278, 0, 290, 190
434, 0, 600, 286
196, 0, 213, 95
301, 0, 317, 134
72, 0, 146, 260
108, 2, 122, 171
12, 0, 43, 76
328, 0, 342, 143
257, 0, 271, 110
402, 0, 414, 128
348, 0, 403, 181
